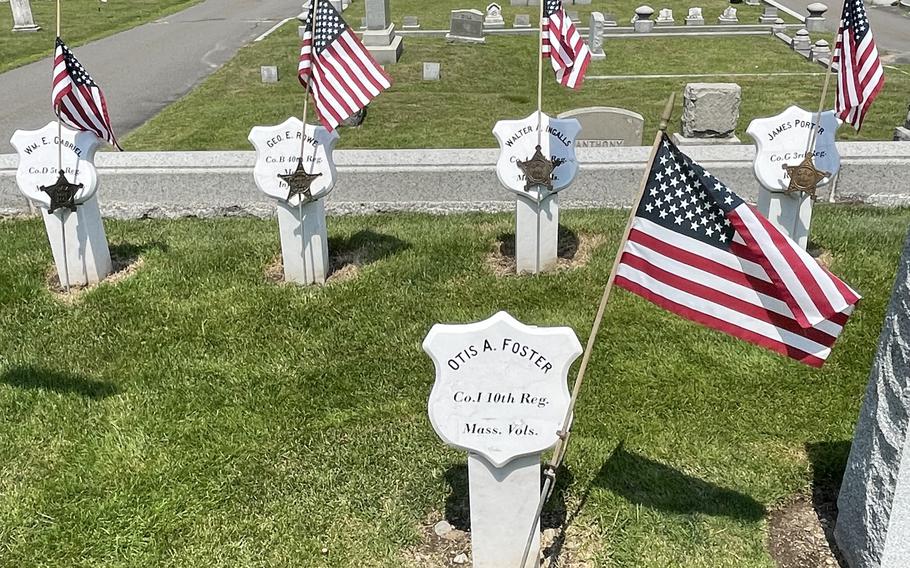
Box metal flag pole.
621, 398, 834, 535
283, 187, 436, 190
803, 20, 842, 203
56, 0, 71, 294
518, 92, 677, 568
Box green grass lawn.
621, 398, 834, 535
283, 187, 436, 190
0, 0, 201, 73
1, 206, 908, 566
344, 0, 769, 30
123, 27, 910, 151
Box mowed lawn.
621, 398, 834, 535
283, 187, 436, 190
0, 0, 201, 73
123, 28, 910, 151
1, 206, 908, 566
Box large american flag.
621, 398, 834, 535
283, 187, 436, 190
615, 135, 860, 367
52, 37, 120, 149
541, 0, 591, 90
832, 0, 884, 131
298, 0, 391, 131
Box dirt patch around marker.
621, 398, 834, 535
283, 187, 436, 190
264, 246, 372, 286
486, 230, 608, 277
404, 511, 597, 568
767, 484, 845, 568
47, 248, 145, 304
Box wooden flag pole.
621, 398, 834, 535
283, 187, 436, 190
804, 21, 842, 203
55, 0, 71, 294
518, 92, 677, 568
299, 0, 319, 161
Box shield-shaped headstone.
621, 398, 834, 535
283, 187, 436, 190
493, 111, 582, 201
746, 105, 841, 192
10, 121, 101, 210
248, 117, 340, 206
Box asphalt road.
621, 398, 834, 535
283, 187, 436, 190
776, 0, 910, 62
0, 0, 303, 153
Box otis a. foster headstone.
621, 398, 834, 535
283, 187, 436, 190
425, 312, 581, 568
836, 229, 910, 568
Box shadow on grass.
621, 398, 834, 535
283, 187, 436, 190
109, 241, 170, 261
806, 440, 852, 557
442, 461, 571, 532
496, 225, 580, 260
327, 229, 410, 273
1, 365, 119, 399
593, 442, 766, 521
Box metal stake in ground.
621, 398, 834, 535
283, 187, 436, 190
518, 92, 678, 568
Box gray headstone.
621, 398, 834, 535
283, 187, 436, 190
447, 9, 485, 42
566, 10, 581, 23
588, 12, 606, 60
760, 4, 779, 23
402, 15, 420, 29
9, 0, 40, 32
558, 107, 645, 147
260, 65, 279, 83
423, 62, 440, 81
365, 0, 391, 29
513, 13, 532, 27
718, 6, 738, 23
484, 2, 506, 28
836, 229, 910, 568
656, 8, 675, 25
680, 83, 741, 139
685, 6, 704, 25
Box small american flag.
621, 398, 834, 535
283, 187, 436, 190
541, 0, 591, 90
832, 0, 884, 131
298, 0, 391, 131
615, 135, 860, 367
52, 37, 120, 149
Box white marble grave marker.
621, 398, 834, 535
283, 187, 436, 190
424, 311, 582, 568
10, 122, 112, 287
249, 117, 339, 285
746, 106, 841, 249
493, 112, 581, 274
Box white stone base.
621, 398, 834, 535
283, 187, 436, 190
276, 199, 329, 285
895, 127, 910, 142
591, 50, 606, 60
671, 133, 742, 146
12, 23, 40, 32
515, 193, 559, 274
365, 35, 403, 64
41, 195, 112, 288
468, 453, 541, 568
757, 187, 813, 250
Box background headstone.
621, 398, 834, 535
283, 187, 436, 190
805, 2, 828, 32
685, 6, 705, 25
260, 66, 279, 83
895, 104, 910, 142
588, 12, 606, 60
718, 6, 738, 23
447, 9, 485, 43
633, 5, 655, 32
836, 228, 910, 568
811, 39, 831, 62
674, 82, 742, 145
423, 62, 441, 81
513, 13, 532, 28
9, 0, 40, 32
792, 28, 812, 56
656, 8, 675, 25
760, 3, 778, 22
402, 15, 420, 29
484, 2, 506, 28
363, 0, 403, 64
557, 107, 645, 147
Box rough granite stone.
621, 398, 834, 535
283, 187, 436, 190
836, 228, 910, 568
681, 82, 741, 138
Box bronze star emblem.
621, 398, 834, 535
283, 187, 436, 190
39, 170, 83, 213
517, 145, 565, 193
278, 159, 322, 204
782, 156, 829, 200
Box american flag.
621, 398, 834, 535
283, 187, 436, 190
541, 0, 591, 90
615, 135, 860, 367
298, 0, 391, 131
832, 0, 884, 131
52, 37, 120, 149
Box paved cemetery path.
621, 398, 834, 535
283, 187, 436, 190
0, 0, 303, 153
775, 0, 910, 62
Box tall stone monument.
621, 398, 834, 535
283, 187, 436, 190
9, 0, 40, 32
424, 312, 582, 568
836, 228, 910, 568
588, 12, 606, 61
363, 0, 403, 64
